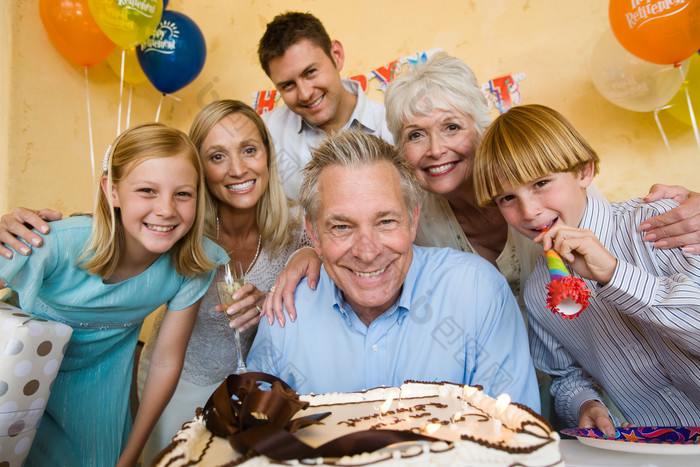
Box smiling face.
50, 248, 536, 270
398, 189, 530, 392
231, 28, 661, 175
306, 161, 419, 322
400, 107, 480, 196
267, 38, 351, 133
494, 164, 594, 240
199, 112, 269, 212
108, 153, 198, 263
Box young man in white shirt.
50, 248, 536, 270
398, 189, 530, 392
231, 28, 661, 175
257, 12, 393, 201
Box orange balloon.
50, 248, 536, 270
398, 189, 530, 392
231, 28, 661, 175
39, 0, 115, 68
609, 0, 700, 65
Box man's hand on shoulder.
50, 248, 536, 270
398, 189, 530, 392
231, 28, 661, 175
639, 184, 700, 254
0, 207, 62, 258
262, 247, 321, 327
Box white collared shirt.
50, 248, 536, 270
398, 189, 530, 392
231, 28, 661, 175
263, 78, 393, 201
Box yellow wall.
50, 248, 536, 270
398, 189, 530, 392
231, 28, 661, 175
2, 0, 699, 216
1, 1, 11, 212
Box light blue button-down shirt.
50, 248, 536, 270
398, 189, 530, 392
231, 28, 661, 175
248, 245, 540, 411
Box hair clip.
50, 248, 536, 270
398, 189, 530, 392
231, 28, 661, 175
102, 145, 112, 173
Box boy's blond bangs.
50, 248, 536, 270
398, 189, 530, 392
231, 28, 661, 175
475, 104, 599, 207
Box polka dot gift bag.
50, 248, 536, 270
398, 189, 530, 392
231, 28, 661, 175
0, 301, 72, 466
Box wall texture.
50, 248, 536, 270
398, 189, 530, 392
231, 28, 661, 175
1, 1, 11, 213
2, 0, 699, 215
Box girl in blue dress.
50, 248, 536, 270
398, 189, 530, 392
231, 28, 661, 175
0, 123, 228, 466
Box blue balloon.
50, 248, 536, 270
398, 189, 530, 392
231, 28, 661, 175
137, 10, 206, 94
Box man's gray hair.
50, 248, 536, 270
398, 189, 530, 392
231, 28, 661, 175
299, 130, 424, 226
385, 52, 492, 146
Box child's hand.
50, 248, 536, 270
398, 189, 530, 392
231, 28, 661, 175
578, 399, 617, 438
535, 224, 617, 285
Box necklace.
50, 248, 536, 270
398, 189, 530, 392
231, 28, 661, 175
216, 215, 262, 276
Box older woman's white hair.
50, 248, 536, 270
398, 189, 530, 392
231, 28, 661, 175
385, 53, 492, 146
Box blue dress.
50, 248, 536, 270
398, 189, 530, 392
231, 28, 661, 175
0, 216, 228, 466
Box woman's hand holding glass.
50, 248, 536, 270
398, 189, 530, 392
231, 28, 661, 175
216, 281, 265, 332
214, 268, 265, 374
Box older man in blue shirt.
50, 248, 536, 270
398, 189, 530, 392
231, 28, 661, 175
247, 130, 539, 411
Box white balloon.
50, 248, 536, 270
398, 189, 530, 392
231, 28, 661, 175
590, 30, 689, 112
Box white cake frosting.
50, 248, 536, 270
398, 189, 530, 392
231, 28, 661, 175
154, 381, 562, 467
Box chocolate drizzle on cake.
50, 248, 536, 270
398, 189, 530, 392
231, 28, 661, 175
154, 377, 563, 467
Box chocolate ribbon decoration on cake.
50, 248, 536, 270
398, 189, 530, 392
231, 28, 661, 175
203, 372, 443, 461
203, 372, 313, 436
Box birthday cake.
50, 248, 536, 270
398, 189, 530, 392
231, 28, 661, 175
153, 374, 562, 466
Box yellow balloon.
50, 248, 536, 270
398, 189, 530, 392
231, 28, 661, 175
106, 47, 147, 85
666, 54, 700, 126
89, 0, 163, 49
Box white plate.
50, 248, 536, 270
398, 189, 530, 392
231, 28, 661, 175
577, 436, 700, 455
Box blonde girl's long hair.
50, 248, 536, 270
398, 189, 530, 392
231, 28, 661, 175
80, 122, 216, 279
188, 100, 300, 257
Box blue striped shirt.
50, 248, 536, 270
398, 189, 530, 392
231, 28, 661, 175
526, 196, 700, 426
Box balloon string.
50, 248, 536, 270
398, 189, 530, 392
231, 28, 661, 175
126, 85, 133, 130
84, 67, 95, 179
654, 106, 673, 156
118, 48, 125, 136
154, 94, 181, 122
155, 93, 165, 122
683, 81, 700, 152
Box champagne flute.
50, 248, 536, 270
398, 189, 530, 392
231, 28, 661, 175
216, 260, 248, 374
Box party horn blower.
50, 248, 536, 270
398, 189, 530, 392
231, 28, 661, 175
543, 232, 590, 320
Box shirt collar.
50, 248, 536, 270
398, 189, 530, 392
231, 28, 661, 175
326, 248, 418, 328
343, 78, 381, 134
394, 246, 421, 324
579, 195, 613, 247
293, 78, 380, 135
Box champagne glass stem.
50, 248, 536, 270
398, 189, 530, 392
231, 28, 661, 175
232, 260, 247, 373
234, 328, 247, 373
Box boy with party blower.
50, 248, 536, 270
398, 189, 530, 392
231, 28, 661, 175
473, 104, 700, 435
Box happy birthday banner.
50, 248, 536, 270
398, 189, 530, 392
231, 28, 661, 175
251, 48, 526, 116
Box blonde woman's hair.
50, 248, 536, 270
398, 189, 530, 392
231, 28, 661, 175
474, 104, 600, 207
81, 122, 215, 278
188, 100, 300, 257
300, 130, 424, 230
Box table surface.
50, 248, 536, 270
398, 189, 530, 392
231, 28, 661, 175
559, 439, 699, 467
